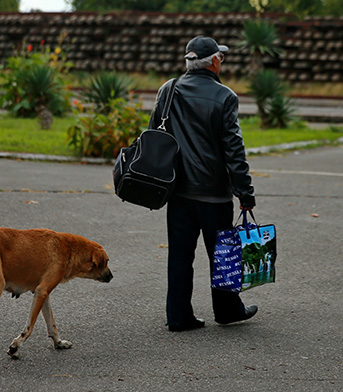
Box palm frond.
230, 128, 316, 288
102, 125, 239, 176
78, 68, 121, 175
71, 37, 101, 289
236, 20, 282, 57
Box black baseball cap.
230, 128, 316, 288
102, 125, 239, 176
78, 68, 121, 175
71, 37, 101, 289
185, 36, 229, 60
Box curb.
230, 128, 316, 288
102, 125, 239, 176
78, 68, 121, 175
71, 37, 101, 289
246, 139, 343, 155
0, 152, 114, 164
0, 138, 342, 163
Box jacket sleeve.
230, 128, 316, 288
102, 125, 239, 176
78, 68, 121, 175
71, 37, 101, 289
221, 93, 256, 208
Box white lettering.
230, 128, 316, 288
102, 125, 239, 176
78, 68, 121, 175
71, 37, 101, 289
216, 265, 231, 271
214, 249, 230, 255
219, 282, 233, 287
226, 270, 241, 278
224, 254, 239, 262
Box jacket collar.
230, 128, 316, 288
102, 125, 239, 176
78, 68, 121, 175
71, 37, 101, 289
185, 69, 222, 84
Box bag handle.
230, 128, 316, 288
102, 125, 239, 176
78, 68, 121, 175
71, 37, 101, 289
235, 209, 261, 239
158, 78, 178, 131
234, 209, 253, 227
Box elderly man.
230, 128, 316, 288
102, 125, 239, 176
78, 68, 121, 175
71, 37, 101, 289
149, 36, 257, 332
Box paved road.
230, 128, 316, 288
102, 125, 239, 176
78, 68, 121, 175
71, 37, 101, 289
0, 146, 342, 391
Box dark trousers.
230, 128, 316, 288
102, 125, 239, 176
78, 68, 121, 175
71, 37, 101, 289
166, 196, 244, 326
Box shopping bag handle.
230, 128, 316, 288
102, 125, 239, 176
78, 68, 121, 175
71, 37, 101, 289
235, 209, 257, 227
235, 209, 261, 239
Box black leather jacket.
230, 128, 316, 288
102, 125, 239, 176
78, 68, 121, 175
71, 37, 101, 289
149, 69, 255, 208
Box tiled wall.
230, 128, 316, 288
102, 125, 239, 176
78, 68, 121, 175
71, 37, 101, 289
0, 12, 342, 82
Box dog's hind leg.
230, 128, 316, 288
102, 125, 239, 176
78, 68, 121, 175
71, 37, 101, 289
7, 286, 51, 359
41, 295, 72, 350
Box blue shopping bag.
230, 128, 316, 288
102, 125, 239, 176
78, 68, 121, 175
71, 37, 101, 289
212, 210, 277, 292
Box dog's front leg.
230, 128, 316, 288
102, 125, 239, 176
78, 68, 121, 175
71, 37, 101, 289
41, 295, 72, 350
7, 290, 47, 359
0, 261, 5, 298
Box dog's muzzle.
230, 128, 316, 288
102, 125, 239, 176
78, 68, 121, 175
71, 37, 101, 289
100, 269, 113, 283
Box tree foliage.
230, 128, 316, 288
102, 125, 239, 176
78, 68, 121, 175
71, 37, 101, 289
68, 0, 343, 17
0, 0, 20, 11
68, 0, 167, 12
267, 0, 322, 17
163, 0, 251, 13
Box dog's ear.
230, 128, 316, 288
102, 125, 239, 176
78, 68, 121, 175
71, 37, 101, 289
91, 248, 107, 269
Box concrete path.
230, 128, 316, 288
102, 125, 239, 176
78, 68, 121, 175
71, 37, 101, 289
0, 146, 342, 391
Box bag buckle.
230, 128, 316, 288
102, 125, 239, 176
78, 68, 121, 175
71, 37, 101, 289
157, 117, 168, 131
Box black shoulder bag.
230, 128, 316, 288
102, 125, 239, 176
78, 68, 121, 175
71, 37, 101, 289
113, 79, 179, 210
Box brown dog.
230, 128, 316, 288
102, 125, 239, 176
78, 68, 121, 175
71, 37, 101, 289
0, 228, 113, 359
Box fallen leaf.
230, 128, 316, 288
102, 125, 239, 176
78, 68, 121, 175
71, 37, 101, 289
250, 171, 270, 178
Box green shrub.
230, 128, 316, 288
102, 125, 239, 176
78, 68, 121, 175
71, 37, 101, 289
236, 20, 282, 74
248, 69, 293, 128
264, 95, 294, 128
67, 98, 149, 158
84, 71, 135, 114
0, 44, 71, 118
236, 20, 282, 56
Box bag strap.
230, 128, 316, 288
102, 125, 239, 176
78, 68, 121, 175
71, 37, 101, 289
236, 209, 258, 226
158, 78, 178, 131
235, 209, 261, 239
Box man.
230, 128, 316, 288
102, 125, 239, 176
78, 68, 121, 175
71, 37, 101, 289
149, 36, 257, 332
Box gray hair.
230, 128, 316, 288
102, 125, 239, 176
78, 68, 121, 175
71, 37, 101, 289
186, 51, 222, 71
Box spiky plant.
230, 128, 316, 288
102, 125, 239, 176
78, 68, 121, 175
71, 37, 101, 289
248, 69, 292, 128
84, 71, 134, 114
236, 20, 282, 74
24, 65, 66, 128
248, 69, 286, 113
265, 95, 294, 128
1, 62, 68, 125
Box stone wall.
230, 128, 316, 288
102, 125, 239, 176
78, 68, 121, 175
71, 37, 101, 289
0, 12, 342, 82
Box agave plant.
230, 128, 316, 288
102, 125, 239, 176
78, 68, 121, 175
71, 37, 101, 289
22, 65, 67, 128
248, 69, 286, 112
248, 69, 293, 128
84, 71, 134, 114
1, 61, 69, 125
236, 20, 282, 74
265, 95, 294, 128
25, 65, 62, 109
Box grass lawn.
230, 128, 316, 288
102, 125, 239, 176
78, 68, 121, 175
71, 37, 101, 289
0, 114, 342, 158
0, 116, 77, 156
241, 117, 343, 148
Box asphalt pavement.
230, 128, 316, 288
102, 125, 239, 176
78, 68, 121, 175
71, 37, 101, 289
0, 146, 342, 391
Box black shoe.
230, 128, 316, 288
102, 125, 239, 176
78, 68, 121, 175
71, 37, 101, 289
168, 318, 205, 332
215, 305, 258, 325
